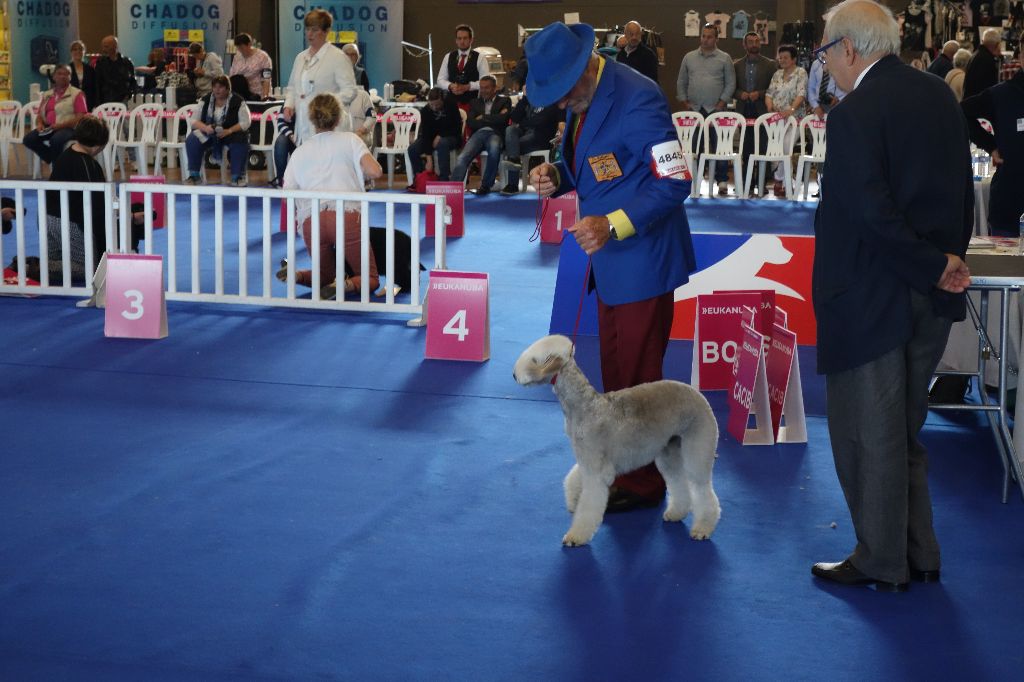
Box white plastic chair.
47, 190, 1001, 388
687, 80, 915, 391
516, 149, 550, 190
249, 104, 280, 182
794, 115, 827, 200
0, 100, 23, 178
672, 110, 703, 196
114, 103, 164, 179
694, 111, 746, 198
6, 102, 40, 178
93, 102, 128, 180
743, 112, 798, 200
152, 103, 201, 178
374, 106, 420, 188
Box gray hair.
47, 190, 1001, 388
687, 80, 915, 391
342, 43, 360, 57
981, 28, 1001, 46
823, 0, 900, 58
952, 48, 972, 69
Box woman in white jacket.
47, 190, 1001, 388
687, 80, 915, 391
274, 8, 358, 184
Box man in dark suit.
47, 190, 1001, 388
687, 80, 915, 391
452, 75, 512, 194
527, 22, 696, 511
733, 31, 777, 193
962, 28, 1002, 100
811, 0, 973, 592
615, 21, 659, 83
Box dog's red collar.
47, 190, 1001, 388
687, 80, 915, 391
550, 373, 558, 386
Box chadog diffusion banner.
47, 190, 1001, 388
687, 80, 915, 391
8, 1, 80, 102
116, 0, 234, 69
278, 1, 404, 94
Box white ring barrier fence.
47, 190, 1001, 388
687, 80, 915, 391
1, 180, 447, 320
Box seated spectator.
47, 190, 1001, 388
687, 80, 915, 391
407, 87, 462, 185
278, 93, 383, 298
183, 76, 252, 186
452, 75, 512, 195
229, 33, 273, 100
68, 40, 98, 111
342, 43, 371, 91
135, 47, 167, 93
341, 87, 376, 147
500, 87, 560, 194
188, 42, 224, 99
23, 64, 87, 167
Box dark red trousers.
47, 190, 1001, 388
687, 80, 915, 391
597, 290, 675, 499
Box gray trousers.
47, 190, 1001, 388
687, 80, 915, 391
825, 290, 952, 584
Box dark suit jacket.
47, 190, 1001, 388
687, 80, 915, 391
466, 94, 512, 136
732, 55, 777, 118
615, 43, 659, 84
962, 47, 999, 100
70, 63, 98, 111
812, 55, 974, 374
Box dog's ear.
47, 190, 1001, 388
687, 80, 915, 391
536, 352, 565, 377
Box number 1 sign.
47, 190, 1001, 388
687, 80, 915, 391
103, 254, 168, 339
425, 270, 489, 361
540, 192, 576, 244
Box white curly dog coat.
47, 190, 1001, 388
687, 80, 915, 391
514, 335, 721, 546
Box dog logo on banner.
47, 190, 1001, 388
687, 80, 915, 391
672, 234, 816, 345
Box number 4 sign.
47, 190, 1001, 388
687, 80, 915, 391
425, 270, 489, 361
103, 254, 168, 339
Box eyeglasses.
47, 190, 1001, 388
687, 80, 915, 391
813, 36, 844, 64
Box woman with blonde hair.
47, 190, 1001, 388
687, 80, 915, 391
944, 48, 972, 102
279, 93, 383, 297
68, 40, 98, 110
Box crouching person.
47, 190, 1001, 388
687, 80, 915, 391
184, 75, 251, 186
279, 93, 383, 298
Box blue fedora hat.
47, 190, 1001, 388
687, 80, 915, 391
525, 22, 596, 107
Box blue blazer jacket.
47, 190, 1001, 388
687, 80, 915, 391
552, 58, 695, 306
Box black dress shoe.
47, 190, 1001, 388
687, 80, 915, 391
605, 486, 663, 514
909, 567, 941, 583
471, 187, 490, 196
811, 559, 909, 592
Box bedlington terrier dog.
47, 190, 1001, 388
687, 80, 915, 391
514, 335, 721, 547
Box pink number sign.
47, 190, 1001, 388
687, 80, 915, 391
129, 175, 167, 229
540, 192, 576, 244
104, 254, 168, 339
425, 181, 465, 238
425, 270, 489, 361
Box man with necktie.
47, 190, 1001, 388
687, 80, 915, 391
527, 22, 697, 512
436, 24, 491, 108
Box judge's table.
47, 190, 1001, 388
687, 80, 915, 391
933, 237, 1024, 502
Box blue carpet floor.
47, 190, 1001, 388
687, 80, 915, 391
1, 193, 1022, 681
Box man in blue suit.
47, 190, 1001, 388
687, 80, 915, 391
526, 22, 696, 512
810, 0, 973, 592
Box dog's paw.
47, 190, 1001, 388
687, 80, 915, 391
562, 531, 592, 547
689, 524, 715, 540
662, 505, 688, 523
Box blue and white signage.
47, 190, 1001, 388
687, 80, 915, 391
277, 1, 404, 93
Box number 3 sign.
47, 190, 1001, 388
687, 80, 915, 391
103, 254, 168, 339
425, 270, 490, 361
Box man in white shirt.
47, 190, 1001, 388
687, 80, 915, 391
436, 24, 491, 107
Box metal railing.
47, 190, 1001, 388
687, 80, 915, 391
2, 180, 447, 319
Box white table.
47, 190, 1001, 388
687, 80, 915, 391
933, 248, 1024, 502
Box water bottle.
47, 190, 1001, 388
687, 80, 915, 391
1018, 211, 1024, 256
